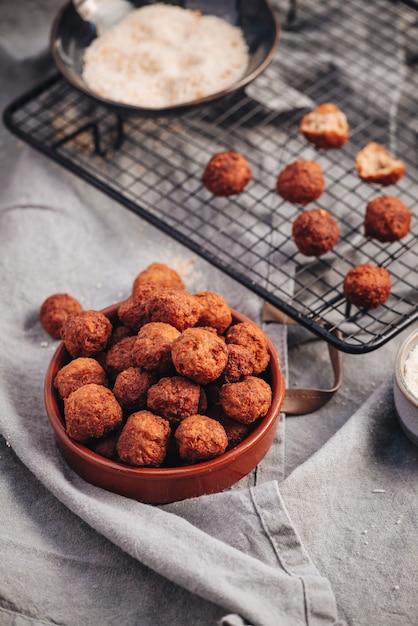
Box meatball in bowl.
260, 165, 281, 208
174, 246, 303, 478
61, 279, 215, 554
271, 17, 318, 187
44, 299, 285, 504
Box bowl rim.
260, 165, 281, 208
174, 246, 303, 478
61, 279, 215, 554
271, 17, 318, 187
44, 303, 285, 479
49, 0, 281, 116
394, 328, 418, 408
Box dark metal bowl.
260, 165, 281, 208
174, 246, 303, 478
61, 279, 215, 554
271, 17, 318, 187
50, 0, 280, 116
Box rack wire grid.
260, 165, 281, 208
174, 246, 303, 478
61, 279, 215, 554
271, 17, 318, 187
3, 0, 418, 354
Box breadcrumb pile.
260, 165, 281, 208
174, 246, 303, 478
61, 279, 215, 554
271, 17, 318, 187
82, 4, 249, 108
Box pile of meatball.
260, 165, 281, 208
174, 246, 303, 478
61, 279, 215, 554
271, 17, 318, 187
201, 102, 411, 310
41, 263, 275, 468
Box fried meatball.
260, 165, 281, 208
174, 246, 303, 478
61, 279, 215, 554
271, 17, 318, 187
195, 291, 232, 334
54, 357, 107, 399
171, 327, 228, 385
355, 142, 405, 186
276, 159, 325, 205
116, 410, 171, 467
105, 335, 137, 378
64, 383, 123, 443
61, 310, 113, 358
364, 196, 411, 242
132, 321, 180, 372
39, 293, 83, 339
91, 430, 120, 459
174, 414, 228, 463
217, 413, 250, 449
223, 343, 254, 382
145, 287, 201, 331
292, 208, 340, 256
219, 376, 272, 425
117, 283, 158, 332
202, 150, 252, 196
108, 323, 132, 347
299, 102, 349, 149
132, 262, 185, 294
225, 322, 270, 375
147, 376, 202, 425
343, 263, 391, 309
113, 367, 155, 412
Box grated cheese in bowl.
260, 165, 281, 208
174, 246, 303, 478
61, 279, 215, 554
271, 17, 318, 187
82, 3, 250, 109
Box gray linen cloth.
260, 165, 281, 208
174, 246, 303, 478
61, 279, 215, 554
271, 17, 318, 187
0, 1, 417, 625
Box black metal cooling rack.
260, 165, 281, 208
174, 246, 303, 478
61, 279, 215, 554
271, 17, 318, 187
3, 0, 418, 354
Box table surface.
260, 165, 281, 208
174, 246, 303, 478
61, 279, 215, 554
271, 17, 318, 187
1, 2, 417, 626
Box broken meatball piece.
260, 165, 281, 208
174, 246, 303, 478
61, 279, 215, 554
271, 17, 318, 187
61, 310, 113, 358
195, 291, 232, 334
171, 327, 228, 385
225, 322, 270, 375
364, 195, 411, 242
132, 262, 185, 293
40, 293, 83, 339
54, 357, 107, 399
64, 383, 123, 443
116, 410, 171, 467
219, 376, 272, 425
145, 287, 201, 331
343, 263, 391, 309
355, 142, 405, 186
113, 367, 155, 412
299, 102, 349, 150
175, 414, 228, 463
146, 375, 202, 425
202, 150, 252, 197
292, 208, 340, 256
133, 321, 180, 373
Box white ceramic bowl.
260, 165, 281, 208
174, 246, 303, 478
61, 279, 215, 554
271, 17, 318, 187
393, 328, 418, 447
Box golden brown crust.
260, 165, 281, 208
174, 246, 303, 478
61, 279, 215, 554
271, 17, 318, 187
112, 367, 155, 411
223, 343, 254, 382
90, 430, 120, 459
276, 160, 325, 205
343, 263, 391, 309
40, 293, 83, 339
105, 335, 137, 378
61, 310, 113, 358
171, 327, 228, 384
292, 208, 340, 256
133, 321, 180, 373
225, 321, 270, 375
117, 283, 159, 332
355, 142, 405, 186
300, 103, 349, 149
215, 412, 250, 449
116, 410, 171, 467
195, 291, 232, 334
64, 383, 123, 443
219, 376, 272, 425
202, 150, 252, 196
146, 375, 202, 424
54, 357, 108, 399
364, 196, 411, 242
174, 414, 228, 463
145, 287, 201, 331
132, 262, 185, 293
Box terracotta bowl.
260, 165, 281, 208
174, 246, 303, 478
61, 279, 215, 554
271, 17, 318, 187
44, 303, 285, 503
